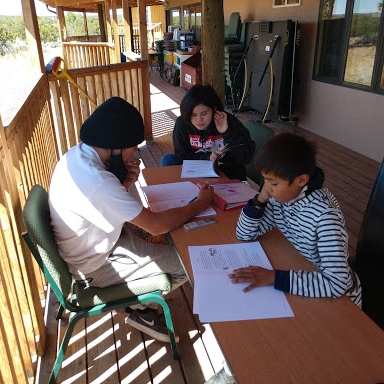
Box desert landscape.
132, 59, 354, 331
0, 44, 61, 126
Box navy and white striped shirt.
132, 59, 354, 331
236, 188, 362, 307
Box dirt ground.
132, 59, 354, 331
0, 46, 61, 126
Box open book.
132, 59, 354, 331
140, 181, 216, 217
197, 179, 257, 210
189, 242, 294, 322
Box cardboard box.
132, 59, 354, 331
181, 52, 202, 90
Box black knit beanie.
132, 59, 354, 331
80, 97, 144, 149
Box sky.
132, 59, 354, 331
0, 0, 55, 17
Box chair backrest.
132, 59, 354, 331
355, 158, 384, 328
244, 120, 275, 187
225, 12, 241, 40
239, 19, 253, 45
22, 184, 73, 306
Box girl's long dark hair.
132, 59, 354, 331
180, 83, 224, 122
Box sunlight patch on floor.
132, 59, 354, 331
61, 370, 87, 383
153, 365, 173, 383
150, 83, 162, 94
89, 362, 119, 384
151, 93, 179, 113
62, 345, 87, 367
190, 330, 215, 381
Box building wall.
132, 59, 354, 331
166, 0, 384, 161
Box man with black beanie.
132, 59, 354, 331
49, 97, 214, 343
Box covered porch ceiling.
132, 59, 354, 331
39, 0, 166, 12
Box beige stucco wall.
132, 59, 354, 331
166, 0, 384, 161
224, 0, 384, 162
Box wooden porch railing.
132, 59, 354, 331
0, 75, 57, 383
62, 41, 117, 69
0, 59, 152, 383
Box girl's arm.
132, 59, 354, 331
221, 113, 256, 165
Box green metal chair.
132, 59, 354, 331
22, 185, 179, 384
224, 12, 241, 44
244, 120, 275, 189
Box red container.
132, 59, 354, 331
181, 52, 202, 90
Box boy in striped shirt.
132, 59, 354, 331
232, 132, 362, 307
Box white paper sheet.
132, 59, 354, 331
141, 181, 216, 217
189, 242, 294, 322
181, 160, 219, 178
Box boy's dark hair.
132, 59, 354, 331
254, 132, 317, 184
180, 83, 224, 122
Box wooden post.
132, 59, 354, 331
111, 0, 121, 63
201, 0, 225, 104
83, 11, 89, 39
56, 7, 67, 42
122, 0, 132, 52
21, 0, 45, 73
98, 4, 107, 42
138, 0, 148, 59
104, 1, 112, 44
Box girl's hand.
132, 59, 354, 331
209, 149, 224, 162
228, 266, 275, 292
213, 111, 228, 133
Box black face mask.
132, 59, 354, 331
108, 153, 128, 183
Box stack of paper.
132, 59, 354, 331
189, 242, 294, 322
141, 181, 216, 217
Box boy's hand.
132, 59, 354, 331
228, 266, 275, 292
257, 187, 271, 204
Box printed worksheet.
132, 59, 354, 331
141, 181, 216, 217
189, 242, 294, 322
181, 160, 219, 178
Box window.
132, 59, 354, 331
273, 0, 301, 7
182, 5, 202, 43
314, 0, 384, 94
171, 8, 181, 27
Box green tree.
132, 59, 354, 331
38, 17, 59, 43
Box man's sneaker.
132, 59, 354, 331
204, 368, 238, 384
124, 307, 179, 343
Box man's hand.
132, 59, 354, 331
122, 157, 141, 189
228, 266, 275, 292
197, 182, 214, 206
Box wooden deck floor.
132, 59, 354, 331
38, 69, 381, 383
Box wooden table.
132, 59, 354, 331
142, 165, 384, 384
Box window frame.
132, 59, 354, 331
272, 0, 301, 8
313, 0, 384, 95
